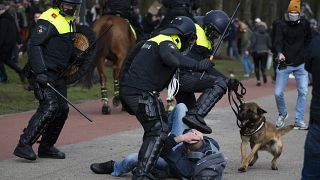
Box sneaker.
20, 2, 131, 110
90, 160, 115, 174
263, 76, 267, 83
243, 74, 249, 78
256, 81, 261, 86
293, 122, 308, 130
276, 113, 288, 128
289, 73, 295, 79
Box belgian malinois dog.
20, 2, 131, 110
237, 102, 294, 172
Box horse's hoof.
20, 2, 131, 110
238, 166, 247, 172
112, 96, 121, 107
102, 105, 111, 115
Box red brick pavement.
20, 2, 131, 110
0, 78, 297, 160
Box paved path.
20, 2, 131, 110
0, 78, 310, 180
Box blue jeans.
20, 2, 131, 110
301, 122, 320, 180
242, 53, 253, 75
274, 64, 308, 124
112, 103, 189, 176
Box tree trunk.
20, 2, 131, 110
241, 0, 252, 25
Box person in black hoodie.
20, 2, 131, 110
273, 0, 311, 130
250, 24, 272, 86
0, 3, 23, 83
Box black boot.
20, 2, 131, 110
132, 132, 166, 180
183, 80, 228, 134
13, 140, 36, 160
183, 111, 212, 134
38, 144, 65, 159
38, 108, 68, 159
90, 160, 115, 174
13, 112, 52, 160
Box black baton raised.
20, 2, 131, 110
47, 83, 93, 122
200, 0, 242, 80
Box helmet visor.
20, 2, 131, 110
59, 2, 81, 19
205, 24, 221, 42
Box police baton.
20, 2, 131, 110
46, 83, 93, 122
200, 0, 241, 80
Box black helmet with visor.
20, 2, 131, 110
54, 0, 82, 19
160, 16, 197, 52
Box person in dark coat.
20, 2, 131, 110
302, 32, 320, 180
250, 24, 272, 86
0, 3, 24, 83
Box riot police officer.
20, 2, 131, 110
14, 0, 84, 160
175, 10, 240, 134
160, 0, 201, 28
119, 16, 213, 179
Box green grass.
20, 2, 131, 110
0, 55, 113, 115
1, 53, 267, 115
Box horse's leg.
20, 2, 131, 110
112, 52, 126, 107
97, 55, 111, 114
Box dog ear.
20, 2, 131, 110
258, 107, 267, 114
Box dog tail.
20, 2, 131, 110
278, 125, 294, 136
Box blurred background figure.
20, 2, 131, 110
142, 0, 162, 36
0, 2, 24, 83
227, 19, 240, 62
158, 0, 201, 29
250, 22, 271, 86
238, 20, 254, 78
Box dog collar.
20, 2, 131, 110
240, 117, 266, 136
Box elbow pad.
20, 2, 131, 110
159, 41, 199, 70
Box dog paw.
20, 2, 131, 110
238, 166, 247, 172
272, 166, 278, 170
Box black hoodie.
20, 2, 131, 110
273, 17, 311, 66
0, 10, 20, 48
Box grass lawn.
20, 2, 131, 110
0, 53, 272, 115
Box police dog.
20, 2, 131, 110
237, 102, 294, 172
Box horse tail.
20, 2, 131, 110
81, 17, 112, 88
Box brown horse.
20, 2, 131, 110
84, 15, 136, 114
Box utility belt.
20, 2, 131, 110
138, 91, 167, 122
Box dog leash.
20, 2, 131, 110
227, 82, 246, 129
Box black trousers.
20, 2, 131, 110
252, 52, 268, 81
120, 86, 169, 177
0, 45, 22, 81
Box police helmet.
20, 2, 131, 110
161, 16, 196, 36
203, 10, 230, 41
161, 16, 197, 51
54, 0, 82, 19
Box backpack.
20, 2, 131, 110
187, 137, 227, 180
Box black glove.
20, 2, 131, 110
228, 79, 240, 92
196, 59, 212, 71
36, 73, 49, 86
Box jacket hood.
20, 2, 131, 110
256, 24, 267, 34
